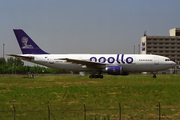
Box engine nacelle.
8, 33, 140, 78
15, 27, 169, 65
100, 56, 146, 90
105, 66, 129, 75
105, 66, 122, 75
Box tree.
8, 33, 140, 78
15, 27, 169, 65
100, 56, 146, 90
0, 58, 6, 66
0, 58, 6, 74
7, 57, 14, 66
6, 57, 24, 74
14, 58, 24, 66
1, 57, 70, 74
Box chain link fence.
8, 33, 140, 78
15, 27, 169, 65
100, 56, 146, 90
1, 103, 180, 120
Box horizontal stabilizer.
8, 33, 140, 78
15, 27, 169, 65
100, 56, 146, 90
6, 54, 34, 61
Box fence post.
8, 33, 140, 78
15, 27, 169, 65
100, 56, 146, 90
47, 105, 50, 120
13, 104, 16, 120
119, 103, 121, 120
84, 104, 86, 120
159, 102, 161, 120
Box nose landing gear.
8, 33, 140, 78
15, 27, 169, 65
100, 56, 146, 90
153, 74, 156, 78
152, 72, 157, 78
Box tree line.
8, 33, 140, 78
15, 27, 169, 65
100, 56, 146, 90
0, 57, 70, 74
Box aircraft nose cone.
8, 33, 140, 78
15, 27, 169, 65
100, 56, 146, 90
172, 61, 176, 67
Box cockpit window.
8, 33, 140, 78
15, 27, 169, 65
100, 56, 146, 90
165, 59, 170, 61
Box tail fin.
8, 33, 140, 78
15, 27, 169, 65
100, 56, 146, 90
13, 29, 48, 54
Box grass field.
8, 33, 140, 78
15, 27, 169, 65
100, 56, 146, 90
0, 74, 180, 119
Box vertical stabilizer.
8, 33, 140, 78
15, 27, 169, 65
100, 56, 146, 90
13, 29, 48, 54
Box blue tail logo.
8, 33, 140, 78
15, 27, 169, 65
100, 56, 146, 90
13, 29, 48, 54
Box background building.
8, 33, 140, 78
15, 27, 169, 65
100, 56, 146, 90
141, 28, 180, 63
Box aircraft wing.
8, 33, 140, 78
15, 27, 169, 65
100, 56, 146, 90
58, 58, 107, 69
6, 54, 34, 61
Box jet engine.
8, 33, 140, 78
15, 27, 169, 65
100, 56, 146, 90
105, 66, 129, 75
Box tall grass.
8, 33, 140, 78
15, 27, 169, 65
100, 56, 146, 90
0, 74, 180, 119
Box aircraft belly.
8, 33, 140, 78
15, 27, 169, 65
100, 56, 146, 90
135, 65, 153, 72
123, 64, 153, 72
152, 64, 172, 71
121, 65, 134, 72
50, 63, 84, 71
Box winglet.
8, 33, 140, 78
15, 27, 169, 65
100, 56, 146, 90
13, 29, 48, 54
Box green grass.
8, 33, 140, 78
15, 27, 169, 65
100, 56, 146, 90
0, 74, 180, 119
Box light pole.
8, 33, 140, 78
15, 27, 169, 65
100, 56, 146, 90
3, 44, 5, 58
3, 44, 5, 76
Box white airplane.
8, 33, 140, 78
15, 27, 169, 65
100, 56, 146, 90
8, 29, 176, 78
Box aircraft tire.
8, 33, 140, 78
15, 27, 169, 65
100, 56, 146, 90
89, 75, 94, 79
99, 75, 103, 79
89, 74, 103, 79
153, 74, 156, 78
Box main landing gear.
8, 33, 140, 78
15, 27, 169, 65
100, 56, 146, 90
89, 74, 103, 79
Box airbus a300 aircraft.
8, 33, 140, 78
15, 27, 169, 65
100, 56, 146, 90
8, 29, 176, 78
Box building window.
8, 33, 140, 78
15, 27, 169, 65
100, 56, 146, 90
176, 32, 180, 36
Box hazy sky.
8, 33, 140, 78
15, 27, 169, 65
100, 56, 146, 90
1, 0, 180, 57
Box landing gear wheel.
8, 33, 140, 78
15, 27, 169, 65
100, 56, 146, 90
89, 74, 103, 79
99, 75, 103, 79
89, 75, 94, 79
153, 74, 156, 78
